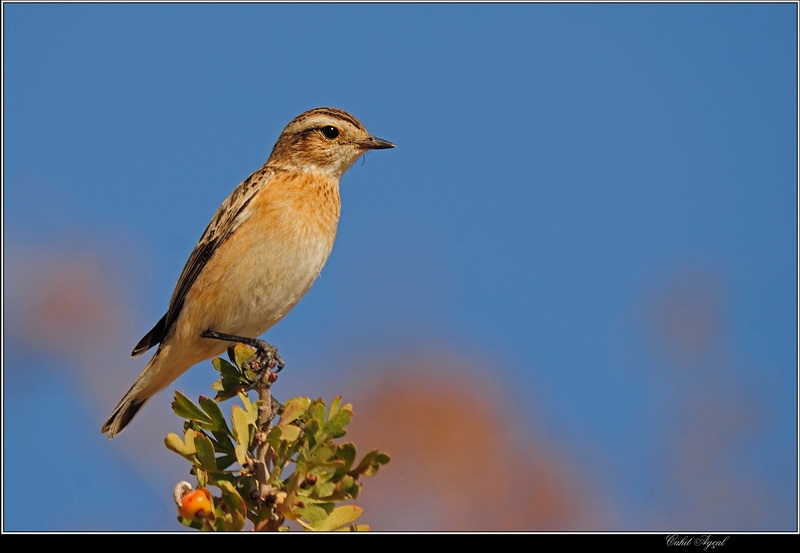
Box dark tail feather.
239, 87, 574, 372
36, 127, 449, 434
101, 395, 148, 439
132, 313, 168, 357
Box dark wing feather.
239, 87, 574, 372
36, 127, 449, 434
130, 168, 272, 357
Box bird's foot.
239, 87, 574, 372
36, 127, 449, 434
201, 329, 284, 423
201, 329, 285, 372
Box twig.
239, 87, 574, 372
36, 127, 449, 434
250, 350, 282, 530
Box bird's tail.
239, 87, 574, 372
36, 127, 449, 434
101, 389, 149, 439
101, 348, 173, 439
102, 340, 213, 438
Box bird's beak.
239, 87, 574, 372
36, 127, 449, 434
356, 135, 396, 150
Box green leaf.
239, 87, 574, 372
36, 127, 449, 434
196, 468, 208, 488
231, 405, 253, 445
172, 392, 213, 425
198, 396, 229, 434
336, 476, 360, 500
167, 388, 388, 531
232, 343, 257, 367
212, 356, 236, 376
316, 481, 336, 498
324, 409, 351, 439
239, 392, 260, 424
327, 396, 343, 418
234, 443, 249, 468
309, 400, 327, 424
208, 429, 236, 458
296, 503, 330, 524
301, 505, 363, 532
350, 450, 391, 478
279, 397, 310, 426
266, 425, 284, 450
214, 453, 238, 471
194, 431, 219, 472
231, 404, 253, 466
306, 463, 338, 484
218, 481, 248, 531
211, 380, 243, 401
308, 444, 336, 465
279, 424, 302, 443
212, 352, 258, 400
336, 442, 357, 474
165, 432, 196, 461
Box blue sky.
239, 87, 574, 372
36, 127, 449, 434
3, 2, 797, 531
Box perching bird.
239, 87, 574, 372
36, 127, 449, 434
102, 107, 394, 438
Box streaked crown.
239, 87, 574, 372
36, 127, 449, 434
266, 107, 395, 176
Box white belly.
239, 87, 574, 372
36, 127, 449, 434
169, 229, 336, 355
229, 232, 332, 335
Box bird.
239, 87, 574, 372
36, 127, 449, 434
101, 107, 394, 438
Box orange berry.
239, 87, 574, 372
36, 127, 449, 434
178, 488, 213, 519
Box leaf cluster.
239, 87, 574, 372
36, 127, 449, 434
165, 344, 390, 531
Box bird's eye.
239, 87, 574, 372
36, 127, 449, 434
321, 126, 339, 139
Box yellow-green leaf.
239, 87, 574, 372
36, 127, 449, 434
279, 397, 310, 426
336, 442, 357, 473
351, 450, 391, 478
301, 505, 363, 531
218, 481, 247, 531
328, 396, 343, 418
280, 424, 302, 442
165, 432, 193, 457
231, 404, 252, 446
194, 431, 218, 471
324, 409, 351, 439
237, 392, 260, 424
234, 442, 249, 467
232, 343, 257, 367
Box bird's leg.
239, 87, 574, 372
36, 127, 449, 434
201, 328, 284, 421
201, 329, 285, 372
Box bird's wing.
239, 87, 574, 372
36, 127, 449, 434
131, 167, 273, 357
